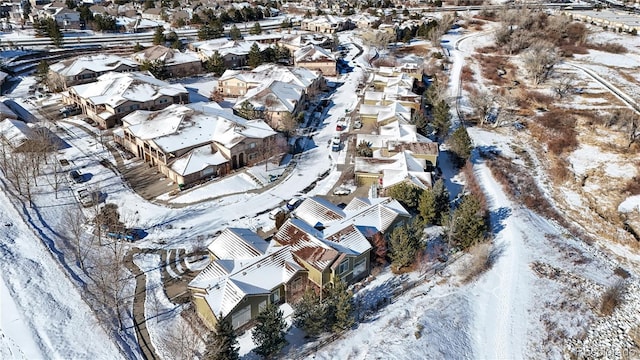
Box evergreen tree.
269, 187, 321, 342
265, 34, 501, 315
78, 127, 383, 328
22, 1, 31, 21
144, 0, 155, 10
432, 100, 451, 138
448, 126, 473, 167
172, 0, 180, 8
228, 24, 242, 40
236, 101, 258, 120
252, 304, 288, 358
293, 290, 326, 338
153, 26, 166, 45
386, 182, 423, 213
388, 219, 424, 271
198, 21, 223, 40
326, 280, 354, 333
133, 42, 144, 52
447, 194, 487, 250
35, 60, 49, 86
249, 22, 262, 35
205, 51, 226, 76
432, 179, 450, 225
205, 318, 239, 360
418, 188, 437, 226
411, 111, 428, 135
139, 59, 168, 79
247, 43, 262, 68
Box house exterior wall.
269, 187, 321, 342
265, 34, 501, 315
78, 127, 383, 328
331, 251, 371, 285
193, 295, 218, 329
166, 61, 203, 78
296, 60, 336, 76
355, 172, 381, 187
218, 78, 254, 97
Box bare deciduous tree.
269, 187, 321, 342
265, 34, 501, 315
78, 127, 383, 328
468, 87, 496, 126
553, 74, 577, 99
522, 42, 558, 85
63, 207, 90, 270
163, 307, 207, 360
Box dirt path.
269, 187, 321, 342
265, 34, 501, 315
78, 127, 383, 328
125, 250, 160, 360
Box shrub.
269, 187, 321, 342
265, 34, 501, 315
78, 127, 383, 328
600, 281, 625, 316
587, 42, 628, 54
624, 176, 640, 195
461, 243, 496, 283
460, 65, 474, 82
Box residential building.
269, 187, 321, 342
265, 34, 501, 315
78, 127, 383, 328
293, 45, 337, 76
189, 240, 305, 330
358, 101, 411, 127
190, 40, 273, 69
132, 45, 203, 78
63, 72, 189, 128
113, 103, 277, 187
233, 79, 305, 130
275, 196, 410, 288
217, 64, 324, 98
49, 54, 139, 90
300, 14, 353, 33
355, 150, 433, 190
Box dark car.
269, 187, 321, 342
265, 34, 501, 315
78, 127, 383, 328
68, 170, 82, 183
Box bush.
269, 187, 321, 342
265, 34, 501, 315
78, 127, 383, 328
461, 243, 496, 283
588, 42, 628, 54
600, 281, 625, 316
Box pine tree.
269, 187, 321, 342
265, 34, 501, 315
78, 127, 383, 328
388, 219, 425, 272
293, 290, 326, 338
432, 100, 451, 138
449, 194, 487, 250
448, 127, 472, 167
248, 43, 262, 68
327, 280, 354, 332
35, 60, 49, 84
205, 318, 239, 360
250, 22, 262, 35
153, 26, 165, 45
355, 140, 373, 157
252, 304, 288, 358
386, 183, 423, 212
432, 179, 450, 225
205, 51, 226, 76
418, 188, 437, 226
229, 25, 242, 40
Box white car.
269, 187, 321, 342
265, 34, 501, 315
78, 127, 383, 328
333, 187, 351, 196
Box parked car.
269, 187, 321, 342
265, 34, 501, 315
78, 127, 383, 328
331, 135, 341, 152
286, 197, 302, 211
333, 187, 351, 196
68, 170, 82, 183
353, 119, 362, 129
269, 207, 286, 220
60, 105, 80, 117
76, 189, 100, 207
336, 118, 347, 131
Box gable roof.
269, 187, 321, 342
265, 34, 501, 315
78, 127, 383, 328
189, 245, 302, 318
294, 45, 335, 63
274, 218, 340, 272
0, 119, 33, 149
233, 80, 304, 113
207, 228, 270, 260
220, 64, 320, 90
132, 45, 201, 66
70, 72, 187, 108
50, 54, 138, 77
170, 144, 228, 177
292, 196, 345, 229
355, 151, 432, 190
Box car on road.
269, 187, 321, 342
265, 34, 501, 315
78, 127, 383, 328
336, 118, 347, 131
286, 197, 303, 211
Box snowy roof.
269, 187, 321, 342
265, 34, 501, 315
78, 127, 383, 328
132, 45, 201, 66
207, 228, 270, 260
170, 144, 228, 176
331, 197, 411, 235
0, 118, 32, 149
189, 245, 302, 318
219, 64, 320, 89
374, 73, 414, 88
50, 54, 138, 77
243, 34, 283, 42
70, 72, 187, 109
234, 80, 304, 113
357, 120, 418, 148
359, 102, 411, 123
122, 103, 276, 154
292, 196, 345, 229
294, 45, 335, 63
274, 218, 340, 272
193, 40, 272, 58
355, 151, 432, 190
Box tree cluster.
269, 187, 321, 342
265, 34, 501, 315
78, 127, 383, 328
448, 127, 472, 168
139, 59, 168, 80
204, 51, 227, 76
388, 219, 425, 272
444, 194, 488, 250
293, 280, 354, 338
205, 318, 239, 360
34, 18, 63, 47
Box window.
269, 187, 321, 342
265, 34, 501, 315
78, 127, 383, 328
248, 153, 256, 160
353, 258, 367, 277
337, 259, 349, 274
202, 167, 214, 176
258, 300, 267, 313
231, 304, 251, 329
270, 288, 281, 304
249, 142, 256, 149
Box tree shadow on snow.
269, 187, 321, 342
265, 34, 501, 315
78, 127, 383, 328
470, 145, 501, 165
489, 206, 511, 236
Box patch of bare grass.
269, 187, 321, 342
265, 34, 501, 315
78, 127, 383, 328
587, 42, 628, 54
460, 65, 475, 83
624, 176, 640, 195
472, 54, 515, 86
461, 243, 498, 283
